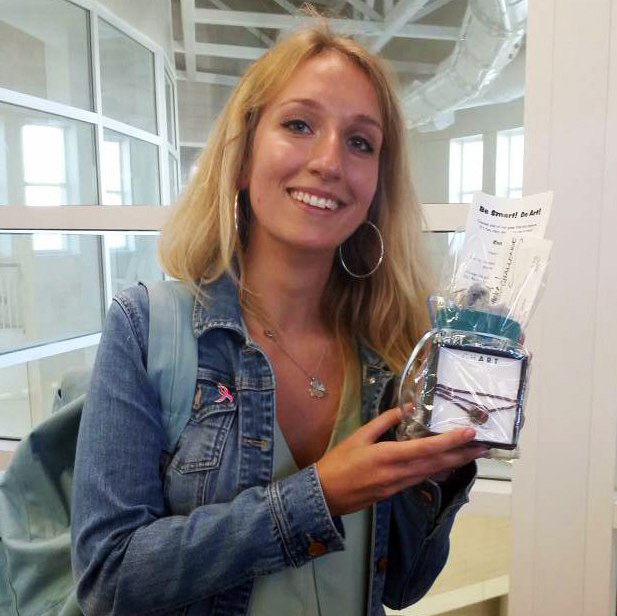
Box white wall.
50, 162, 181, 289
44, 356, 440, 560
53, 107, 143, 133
177, 80, 232, 144
410, 99, 524, 203
97, 0, 173, 64
510, 1, 617, 615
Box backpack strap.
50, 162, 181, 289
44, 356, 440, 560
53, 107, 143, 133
144, 280, 198, 453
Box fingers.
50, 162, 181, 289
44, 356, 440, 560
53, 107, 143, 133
355, 407, 403, 443
406, 445, 485, 479
383, 428, 477, 465
385, 445, 486, 497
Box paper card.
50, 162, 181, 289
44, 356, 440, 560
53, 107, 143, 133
453, 191, 554, 326
465, 191, 553, 241
454, 191, 552, 292
428, 346, 524, 445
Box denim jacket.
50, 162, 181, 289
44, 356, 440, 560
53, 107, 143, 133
72, 276, 475, 616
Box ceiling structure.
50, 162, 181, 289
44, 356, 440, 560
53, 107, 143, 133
171, 0, 527, 130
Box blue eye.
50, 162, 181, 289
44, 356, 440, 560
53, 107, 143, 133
349, 136, 375, 154
283, 119, 311, 134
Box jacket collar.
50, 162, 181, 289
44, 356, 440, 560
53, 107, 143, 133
192, 273, 247, 339
358, 342, 390, 372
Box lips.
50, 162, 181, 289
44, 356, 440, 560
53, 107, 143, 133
288, 189, 341, 211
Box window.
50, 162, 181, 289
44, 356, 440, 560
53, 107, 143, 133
101, 138, 129, 206
496, 127, 524, 198
0, 0, 93, 110
449, 135, 484, 203
165, 73, 177, 148
102, 129, 160, 205
22, 124, 67, 250
99, 18, 157, 133
0, 102, 98, 209
0, 1, 173, 440
169, 153, 179, 202
22, 125, 67, 202
180, 146, 201, 189
105, 233, 162, 297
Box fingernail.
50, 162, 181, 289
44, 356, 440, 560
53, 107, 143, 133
463, 428, 476, 440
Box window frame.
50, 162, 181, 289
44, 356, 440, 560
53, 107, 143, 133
0, 0, 178, 444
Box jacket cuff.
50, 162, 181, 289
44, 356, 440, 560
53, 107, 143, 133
418, 460, 477, 533
266, 464, 345, 567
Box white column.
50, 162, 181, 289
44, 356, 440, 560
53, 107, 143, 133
510, 1, 617, 615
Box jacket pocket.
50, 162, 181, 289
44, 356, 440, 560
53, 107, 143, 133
172, 376, 237, 474
164, 374, 237, 513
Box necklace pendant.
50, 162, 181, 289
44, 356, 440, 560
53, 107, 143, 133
309, 377, 327, 399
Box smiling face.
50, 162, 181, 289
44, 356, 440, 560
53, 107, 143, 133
243, 51, 383, 259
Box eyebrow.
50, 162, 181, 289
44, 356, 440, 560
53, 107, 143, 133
278, 98, 384, 133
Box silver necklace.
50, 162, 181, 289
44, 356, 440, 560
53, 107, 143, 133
264, 329, 328, 399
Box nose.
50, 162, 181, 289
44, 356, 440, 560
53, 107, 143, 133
307, 130, 343, 181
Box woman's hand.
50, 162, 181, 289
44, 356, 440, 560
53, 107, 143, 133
316, 407, 486, 517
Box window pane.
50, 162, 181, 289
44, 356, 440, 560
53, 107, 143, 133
461, 139, 483, 192
102, 129, 160, 205
31, 231, 65, 252
169, 153, 178, 203
180, 146, 201, 189
449, 136, 483, 203
495, 132, 510, 197
103, 191, 123, 206
448, 140, 462, 203
102, 139, 122, 193
165, 74, 176, 147
0, 0, 93, 110
496, 129, 524, 197
22, 125, 66, 184
510, 133, 524, 188
0, 103, 98, 206
24, 185, 66, 207
0, 345, 98, 439
106, 233, 163, 297
0, 233, 103, 353
99, 19, 157, 133
0, 361, 30, 438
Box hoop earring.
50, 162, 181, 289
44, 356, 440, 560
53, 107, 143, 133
234, 191, 240, 234
338, 220, 384, 279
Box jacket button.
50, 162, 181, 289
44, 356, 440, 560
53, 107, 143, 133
420, 489, 433, 504
377, 556, 388, 574
307, 541, 327, 557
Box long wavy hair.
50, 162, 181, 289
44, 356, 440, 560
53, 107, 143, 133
159, 24, 432, 372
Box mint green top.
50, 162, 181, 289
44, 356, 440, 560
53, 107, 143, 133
248, 401, 371, 616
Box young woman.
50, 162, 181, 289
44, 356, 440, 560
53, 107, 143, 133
72, 25, 485, 616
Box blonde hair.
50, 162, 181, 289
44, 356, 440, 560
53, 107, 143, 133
159, 24, 432, 372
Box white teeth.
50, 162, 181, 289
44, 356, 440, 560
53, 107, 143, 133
290, 190, 339, 211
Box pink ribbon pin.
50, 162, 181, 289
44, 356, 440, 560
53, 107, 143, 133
214, 383, 234, 404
